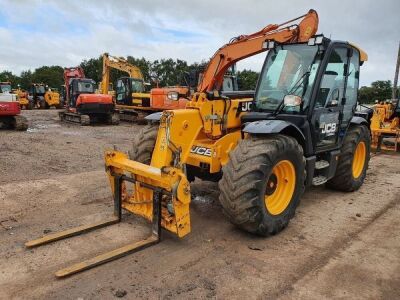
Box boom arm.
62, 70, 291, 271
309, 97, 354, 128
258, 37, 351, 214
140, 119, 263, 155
198, 9, 319, 93
101, 53, 144, 95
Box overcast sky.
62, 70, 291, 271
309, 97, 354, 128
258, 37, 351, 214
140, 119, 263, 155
0, 0, 399, 86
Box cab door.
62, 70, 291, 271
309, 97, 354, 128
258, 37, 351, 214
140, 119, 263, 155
311, 46, 353, 151
115, 78, 131, 105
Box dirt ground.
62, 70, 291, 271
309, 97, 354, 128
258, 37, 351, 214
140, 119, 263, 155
0, 109, 399, 300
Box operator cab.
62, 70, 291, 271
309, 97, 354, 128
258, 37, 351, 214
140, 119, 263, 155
68, 78, 96, 108
115, 77, 147, 106
243, 36, 367, 156
28, 84, 46, 97
0, 82, 12, 93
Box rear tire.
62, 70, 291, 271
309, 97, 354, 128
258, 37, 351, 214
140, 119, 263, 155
128, 124, 158, 164
219, 135, 306, 236
327, 125, 370, 192
39, 99, 47, 109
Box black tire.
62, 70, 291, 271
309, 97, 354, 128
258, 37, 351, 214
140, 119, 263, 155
218, 135, 306, 236
128, 124, 158, 164
327, 125, 370, 192
39, 99, 47, 109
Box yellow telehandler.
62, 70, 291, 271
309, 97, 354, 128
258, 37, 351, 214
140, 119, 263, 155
27, 9, 372, 278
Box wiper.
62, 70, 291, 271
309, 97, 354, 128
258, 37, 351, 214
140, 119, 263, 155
272, 71, 311, 116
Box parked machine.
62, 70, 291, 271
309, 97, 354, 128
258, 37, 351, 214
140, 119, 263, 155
28, 83, 46, 109
59, 67, 119, 125
27, 10, 371, 277
370, 44, 400, 152
44, 87, 62, 108
12, 85, 32, 110
370, 99, 400, 151
0, 81, 28, 131
101, 53, 153, 122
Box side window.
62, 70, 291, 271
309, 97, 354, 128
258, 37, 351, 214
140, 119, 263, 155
315, 48, 348, 108
342, 51, 360, 125
116, 80, 126, 101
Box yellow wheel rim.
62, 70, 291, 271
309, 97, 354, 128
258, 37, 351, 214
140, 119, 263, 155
352, 141, 366, 179
264, 160, 296, 215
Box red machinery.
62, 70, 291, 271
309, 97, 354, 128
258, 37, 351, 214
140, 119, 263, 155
0, 82, 28, 131
59, 67, 119, 125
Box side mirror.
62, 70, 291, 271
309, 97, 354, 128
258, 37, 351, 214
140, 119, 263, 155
167, 91, 179, 101
327, 99, 339, 107
283, 95, 302, 107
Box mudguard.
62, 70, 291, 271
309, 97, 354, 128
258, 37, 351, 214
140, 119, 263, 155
145, 111, 163, 122
243, 119, 305, 139
350, 116, 369, 126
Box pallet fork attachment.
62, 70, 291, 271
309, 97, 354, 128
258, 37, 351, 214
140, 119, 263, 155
25, 174, 163, 278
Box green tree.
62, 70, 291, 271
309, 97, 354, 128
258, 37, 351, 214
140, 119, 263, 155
80, 56, 102, 83
237, 69, 259, 90
31, 66, 64, 89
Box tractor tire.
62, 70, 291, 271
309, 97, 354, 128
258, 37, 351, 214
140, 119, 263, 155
39, 99, 47, 109
13, 115, 28, 131
128, 124, 158, 164
80, 115, 91, 126
219, 135, 306, 236
327, 125, 370, 192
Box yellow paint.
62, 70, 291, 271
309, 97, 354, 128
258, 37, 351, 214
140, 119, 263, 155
264, 160, 296, 215
44, 90, 60, 107
352, 141, 366, 179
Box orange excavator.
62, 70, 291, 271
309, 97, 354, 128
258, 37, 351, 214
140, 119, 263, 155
59, 67, 119, 125
27, 10, 370, 278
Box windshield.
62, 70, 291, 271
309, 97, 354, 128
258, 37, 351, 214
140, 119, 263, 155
77, 81, 95, 93
255, 44, 320, 112
0, 84, 11, 93
130, 78, 144, 93
35, 86, 46, 94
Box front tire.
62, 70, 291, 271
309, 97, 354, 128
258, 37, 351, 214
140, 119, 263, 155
327, 125, 370, 192
219, 135, 305, 236
128, 124, 158, 163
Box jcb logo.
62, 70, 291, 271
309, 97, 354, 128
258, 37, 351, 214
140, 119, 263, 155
321, 123, 337, 134
191, 146, 212, 157
240, 101, 252, 112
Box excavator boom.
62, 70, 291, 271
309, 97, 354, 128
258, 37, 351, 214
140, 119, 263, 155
198, 9, 318, 92
101, 53, 144, 95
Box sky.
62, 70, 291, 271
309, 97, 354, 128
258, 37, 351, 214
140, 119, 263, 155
0, 0, 399, 86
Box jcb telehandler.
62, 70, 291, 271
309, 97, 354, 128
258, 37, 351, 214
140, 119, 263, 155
27, 10, 371, 277
59, 67, 119, 125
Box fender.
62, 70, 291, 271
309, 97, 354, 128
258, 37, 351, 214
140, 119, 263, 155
243, 119, 305, 139
350, 116, 369, 127
145, 111, 162, 122
243, 119, 308, 153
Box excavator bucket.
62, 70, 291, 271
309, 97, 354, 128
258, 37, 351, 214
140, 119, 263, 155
25, 150, 191, 278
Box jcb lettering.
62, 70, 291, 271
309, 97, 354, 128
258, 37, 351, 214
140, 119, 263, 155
241, 101, 252, 112
321, 123, 337, 134
191, 146, 212, 157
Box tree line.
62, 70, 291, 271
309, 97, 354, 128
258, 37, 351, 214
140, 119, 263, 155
0, 55, 397, 103
0, 55, 259, 92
